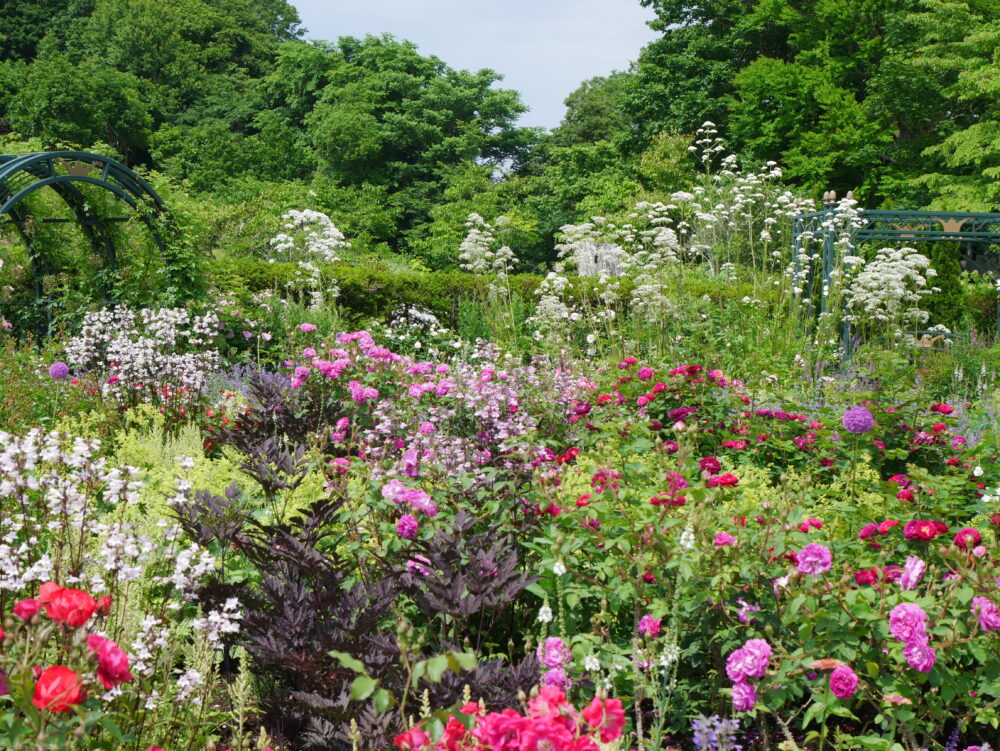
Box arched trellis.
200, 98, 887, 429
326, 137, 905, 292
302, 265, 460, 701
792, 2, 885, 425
0, 150, 167, 337
793, 197, 1000, 353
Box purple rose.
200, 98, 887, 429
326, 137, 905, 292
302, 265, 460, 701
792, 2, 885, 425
397, 514, 418, 539
889, 603, 928, 643
536, 637, 571, 668
842, 405, 875, 434
731, 681, 757, 712
829, 665, 858, 699
971, 597, 1000, 631
797, 542, 832, 575
899, 556, 925, 591
299, 323, 317, 332
541, 667, 570, 688
903, 639, 936, 673
48, 362, 70, 379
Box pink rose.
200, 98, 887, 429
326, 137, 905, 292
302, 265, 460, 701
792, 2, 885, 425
731, 681, 757, 712
903, 639, 936, 673
796, 542, 832, 575
899, 556, 925, 591
971, 597, 1000, 632
714, 532, 737, 547
889, 603, 927, 643
829, 665, 858, 699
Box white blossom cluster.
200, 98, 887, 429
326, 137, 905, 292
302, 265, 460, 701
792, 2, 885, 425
269, 209, 350, 309
65, 306, 221, 401
192, 597, 243, 649
845, 247, 939, 329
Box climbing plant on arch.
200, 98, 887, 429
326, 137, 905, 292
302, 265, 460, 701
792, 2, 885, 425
0, 150, 171, 337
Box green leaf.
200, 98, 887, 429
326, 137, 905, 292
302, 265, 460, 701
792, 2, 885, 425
329, 650, 367, 674
446, 651, 479, 672
426, 655, 448, 683
373, 688, 394, 713
350, 675, 377, 701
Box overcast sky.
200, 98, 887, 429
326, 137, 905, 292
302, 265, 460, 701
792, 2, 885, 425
290, 0, 660, 130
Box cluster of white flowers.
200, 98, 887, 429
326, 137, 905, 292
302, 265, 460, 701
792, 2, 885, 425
270, 209, 350, 263
131, 615, 171, 678
65, 306, 221, 400
192, 598, 243, 649
269, 209, 350, 309
458, 214, 519, 300
845, 247, 939, 329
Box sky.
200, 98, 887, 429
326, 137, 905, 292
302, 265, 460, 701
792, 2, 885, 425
289, 0, 660, 130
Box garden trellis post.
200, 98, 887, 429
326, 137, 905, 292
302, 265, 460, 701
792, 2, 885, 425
793, 200, 1000, 351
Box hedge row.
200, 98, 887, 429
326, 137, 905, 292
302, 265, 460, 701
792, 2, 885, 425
207, 257, 791, 327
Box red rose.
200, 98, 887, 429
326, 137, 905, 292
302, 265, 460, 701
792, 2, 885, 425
878, 519, 899, 535
904, 520, 941, 541
96, 596, 112, 616
931, 403, 954, 415
37, 582, 62, 605
707, 473, 739, 488
46, 587, 97, 627
13, 598, 42, 620
881, 566, 903, 582
854, 568, 878, 586
32, 666, 85, 711
954, 527, 982, 550
896, 489, 914, 502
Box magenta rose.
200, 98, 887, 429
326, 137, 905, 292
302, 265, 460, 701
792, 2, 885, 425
731, 681, 757, 712
797, 542, 832, 575
903, 639, 936, 673
889, 603, 928, 643
829, 665, 858, 699
637, 614, 662, 638
971, 597, 1000, 632
536, 637, 571, 668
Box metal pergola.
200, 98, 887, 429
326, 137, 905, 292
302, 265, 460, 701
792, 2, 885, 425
0, 151, 167, 337
793, 204, 1000, 316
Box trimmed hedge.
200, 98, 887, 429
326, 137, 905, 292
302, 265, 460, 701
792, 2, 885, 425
208, 257, 791, 327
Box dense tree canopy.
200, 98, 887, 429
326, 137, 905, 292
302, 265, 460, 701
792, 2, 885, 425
1, 0, 999, 267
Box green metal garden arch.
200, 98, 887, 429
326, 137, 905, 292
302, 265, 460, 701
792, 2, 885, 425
0, 150, 167, 336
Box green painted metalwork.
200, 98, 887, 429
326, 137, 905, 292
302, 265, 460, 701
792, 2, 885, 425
793, 204, 1000, 353
0, 151, 166, 338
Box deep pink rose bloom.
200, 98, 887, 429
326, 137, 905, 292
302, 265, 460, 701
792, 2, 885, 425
889, 603, 928, 643
13, 598, 42, 620
899, 556, 925, 591
829, 665, 858, 699
699, 456, 721, 475
714, 532, 737, 547
731, 681, 757, 712
726, 639, 770, 682
797, 542, 832, 575
86, 634, 133, 689
971, 597, 1000, 631
581, 697, 626, 743
637, 614, 661, 637
396, 514, 418, 539
903, 639, 936, 673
